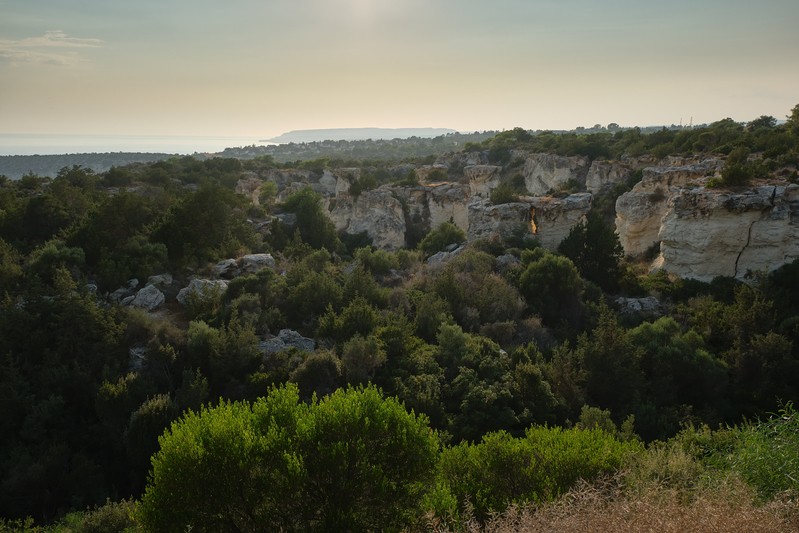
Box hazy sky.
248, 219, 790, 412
1, 0, 797, 138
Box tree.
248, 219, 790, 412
137, 384, 439, 532
518, 251, 584, 328
281, 187, 340, 251
787, 103, 799, 136
558, 211, 623, 292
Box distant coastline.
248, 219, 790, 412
0, 134, 263, 157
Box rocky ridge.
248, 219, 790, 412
243, 152, 798, 282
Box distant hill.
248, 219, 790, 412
265, 128, 457, 144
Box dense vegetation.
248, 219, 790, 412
1, 106, 798, 530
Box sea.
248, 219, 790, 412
0, 134, 267, 156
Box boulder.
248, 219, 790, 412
426, 245, 466, 267
495, 253, 521, 272
239, 253, 276, 274
129, 284, 166, 311
146, 273, 173, 289
260, 329, 316, 354
177, 279, 229, 306
213, 259, 239, 278
129, 346, 146, 371
614, 296, 663, 318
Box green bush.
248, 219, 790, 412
136, 384, 439, 532
725, 403, 799, 499
433, 425, 640, 520
418, 222, 466, 255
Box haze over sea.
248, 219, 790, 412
0, 134, 264, 156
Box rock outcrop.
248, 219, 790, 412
329, 189, 406, 250
427, 183, 470, 230
467, 201, 531, 243
260, 329, 316, 355
615, 158, 723, 257
520, 154, 590, 196
177, 279, 229, 306
653, 185, 799, 281
129, 284, 166, 311
466, 165, 502, 199
235, 173, 263, 204
467, 193, 591, 250
530, 193, 593, 249
585, 160, 633, 194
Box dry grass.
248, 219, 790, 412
426, 477, 799, 533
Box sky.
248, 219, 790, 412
1, 0, 798, 138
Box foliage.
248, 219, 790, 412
418, 221, 466, 255
280, 187, 341, 252
136, 384, 439, 532
517, 250, 584, 329
558, 211, 623, 292
434, 426, 639, 520
724, 404, 799, 499
152, 182, 259, 266
490, 182, 520, 204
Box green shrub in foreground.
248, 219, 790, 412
136, 384, 439, 533
431, 425, 641, 521
726, 403, 799, 499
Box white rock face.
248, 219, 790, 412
317, 170, 339, 196
427, 183, 470, 231
329, 188, 406, 250
585, 160, 634, 194
466, 165, 502, 199
467, 201, 531, 242
467, 193, 592, 250
332, 168, 358, 197
530, 193, 593, 250
655, 185, 799, 281
235, 174, 263, 204
521, 154, 590, 196
615, 158, 723, 257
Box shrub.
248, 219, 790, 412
433, 426, 640, 520
136, 384, 439, 532
418, 222, 466, 255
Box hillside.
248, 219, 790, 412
1, 105, 798, 530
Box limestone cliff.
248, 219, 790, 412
328, 188, 406, 250
467, 193, 591, 250
530, 193, 593, 249
519, 153, 590, 196
253, 152, 799, 282
465, 165, 502, 199
654, 185, 799, 281
615, 158, 723, 257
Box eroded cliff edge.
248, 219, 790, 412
245, 151, 799, 282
